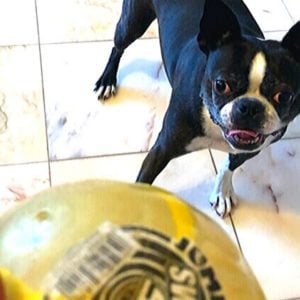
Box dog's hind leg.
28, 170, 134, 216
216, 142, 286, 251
94, 0, 156, 100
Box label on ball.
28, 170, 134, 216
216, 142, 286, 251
44, 222, 224, 299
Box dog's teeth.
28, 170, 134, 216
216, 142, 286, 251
233, 134, 260, 145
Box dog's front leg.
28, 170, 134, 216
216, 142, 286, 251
136, 136, 186, 184
210, 152, 259, 217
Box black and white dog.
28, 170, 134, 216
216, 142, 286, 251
94, 0, 300, 217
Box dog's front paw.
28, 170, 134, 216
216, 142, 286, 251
94, 64, 118, 101
210, 167, 238, 218
209, 188, 238, 218
94, 82, 116, 101
94, 74, 116, 101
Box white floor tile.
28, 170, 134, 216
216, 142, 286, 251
0, 162, 50, 215
212, 139, 300, 299
283, 116, 300, 139
263, 31, 288, 41
244, 0, 294, 31
0, 46, 48, 164
50, 153, 146, 185
36, 0, 158, 43
0, 0, 37, 45
42, 39, 171, 160
282, 0, 300, 22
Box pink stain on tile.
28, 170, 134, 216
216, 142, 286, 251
7, 185, 27, 201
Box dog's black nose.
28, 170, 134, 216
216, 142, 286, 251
234, 98, 265, 118
231, 98, 265, 128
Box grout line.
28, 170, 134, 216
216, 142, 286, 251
0, 151, 147, 169
0, 43, 39, 48
49, 151, 147, 164
39, 36, 159, 46
263, 30, 288, 33
281, 0, 295, 23
282, 136, 300, 140
228, 215, 243, 254
208, 148, 218, 174
34, 0, 52, 187
0, 160, 49, 168
0, 37, 159, 49
1, 133, 300, 169
0, 30, 293, 49
208, 148, 244, 254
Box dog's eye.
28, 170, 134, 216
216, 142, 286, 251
213, 80, 231, 95
273, 91, 294, 104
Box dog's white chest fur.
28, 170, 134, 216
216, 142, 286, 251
185, 108, 233, 153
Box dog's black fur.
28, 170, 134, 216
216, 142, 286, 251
94, 0, 300, 217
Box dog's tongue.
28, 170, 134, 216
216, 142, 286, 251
227, 129, 258, 138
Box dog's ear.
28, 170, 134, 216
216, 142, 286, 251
282, 22, 300, 63
198, 0, 242, 55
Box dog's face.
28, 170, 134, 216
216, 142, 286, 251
198, 0, 300, 153
201, 38, 300, 152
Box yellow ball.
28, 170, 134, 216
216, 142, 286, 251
0, 180, 265, 299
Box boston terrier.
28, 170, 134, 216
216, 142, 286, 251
94, 0, 300, 217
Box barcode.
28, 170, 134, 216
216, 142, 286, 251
44, 223, 138, 297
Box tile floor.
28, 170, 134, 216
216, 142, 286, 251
0, 0, 300, 299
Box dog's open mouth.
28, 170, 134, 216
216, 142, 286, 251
224, 128, 283, 150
